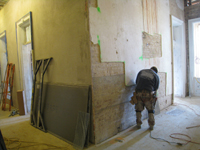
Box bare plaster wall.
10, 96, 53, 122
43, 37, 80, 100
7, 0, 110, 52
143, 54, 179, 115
89, 0, 173, 95
89, 0, 185, 144
90, 42, 172, 144
0, 0, 91, 108
170, 0, 185, 21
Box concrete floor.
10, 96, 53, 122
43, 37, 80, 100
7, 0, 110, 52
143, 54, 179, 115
0, 105, 74, 150
0, 97, 200, 150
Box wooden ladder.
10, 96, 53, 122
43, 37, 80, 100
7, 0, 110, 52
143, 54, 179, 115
1, 63, 15, 111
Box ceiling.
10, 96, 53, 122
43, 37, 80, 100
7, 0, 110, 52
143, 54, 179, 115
0, 0, 9, 10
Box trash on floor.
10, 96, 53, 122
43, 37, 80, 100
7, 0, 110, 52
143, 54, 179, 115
9, 109, 19, 117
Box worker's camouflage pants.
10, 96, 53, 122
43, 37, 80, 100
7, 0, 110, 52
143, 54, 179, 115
135, 90, 157, 127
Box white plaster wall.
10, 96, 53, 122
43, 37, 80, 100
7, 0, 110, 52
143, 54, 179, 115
176, 0, 184, 10
89, 0, 172, 95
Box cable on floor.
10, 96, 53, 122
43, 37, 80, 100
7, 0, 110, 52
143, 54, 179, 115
173, 103, 200, 129
3, 137, 73, 150
150, 131, 184, 146
150, 130, 200, 146
150, 102, 200, 146
170, 133, 200, 145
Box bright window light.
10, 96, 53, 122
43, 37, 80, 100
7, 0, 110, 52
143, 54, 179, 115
194, 23, 200, 78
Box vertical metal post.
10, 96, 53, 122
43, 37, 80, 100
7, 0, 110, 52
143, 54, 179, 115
30, 60, 42, 126
36, 57, 53, 132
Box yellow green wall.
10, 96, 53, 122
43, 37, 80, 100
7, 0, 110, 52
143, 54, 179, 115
0, 0, 91, 107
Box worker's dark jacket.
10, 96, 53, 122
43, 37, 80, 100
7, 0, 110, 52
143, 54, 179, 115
135, 69, 160, 92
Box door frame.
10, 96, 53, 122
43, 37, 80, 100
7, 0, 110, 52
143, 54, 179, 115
171, 15, 186, 102
15, 12, 34, 113
0, 31, 8, 104
188, 17, 200, 96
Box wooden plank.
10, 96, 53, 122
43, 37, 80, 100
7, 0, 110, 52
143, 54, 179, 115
17, 90, 26, 115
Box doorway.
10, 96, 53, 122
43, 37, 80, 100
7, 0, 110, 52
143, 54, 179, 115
188, 17, 200, 96
171, 15, 186, 100
16, 12, 34, 113
0, 31, 8, 104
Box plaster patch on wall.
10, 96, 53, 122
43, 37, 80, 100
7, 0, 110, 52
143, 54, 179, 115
176, 0, 184, 10
142, 32, 162, 58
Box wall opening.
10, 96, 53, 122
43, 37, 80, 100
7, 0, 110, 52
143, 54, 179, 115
16, 12, 34, 113
189, 17, 200, 96
0, 31, 8, 102
171, 16, 186, 99
194, 23, 200, 78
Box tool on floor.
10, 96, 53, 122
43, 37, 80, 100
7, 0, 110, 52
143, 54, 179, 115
8, 109, 19, 117
1, 63, 15, 111
30, 57, 53, 132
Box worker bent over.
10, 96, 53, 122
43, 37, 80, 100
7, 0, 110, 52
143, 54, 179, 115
135, 66, 159, 130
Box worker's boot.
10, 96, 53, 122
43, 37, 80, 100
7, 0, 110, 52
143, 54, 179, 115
136, 112, 142, 129
148, 112, 155, 130
149, 125, 154, 130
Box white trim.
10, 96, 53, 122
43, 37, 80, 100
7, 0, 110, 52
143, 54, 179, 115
0, 32, 5, 39
171, 16, 183, 26
188, 17, 200, 96
16, 14, 31, 90
16, 13, 33, 114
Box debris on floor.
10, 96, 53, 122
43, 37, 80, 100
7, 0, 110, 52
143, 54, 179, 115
115, 137, 124, 143
9, 109, 19, 117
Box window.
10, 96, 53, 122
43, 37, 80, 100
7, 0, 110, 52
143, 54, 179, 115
194, 23, 200, 78
25, 25, 31, 43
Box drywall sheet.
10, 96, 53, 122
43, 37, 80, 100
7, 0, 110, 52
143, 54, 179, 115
38, 84, 89, 143
89, 0, 172, 92
142, 32, 162, 58
157, 72, 166, 97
